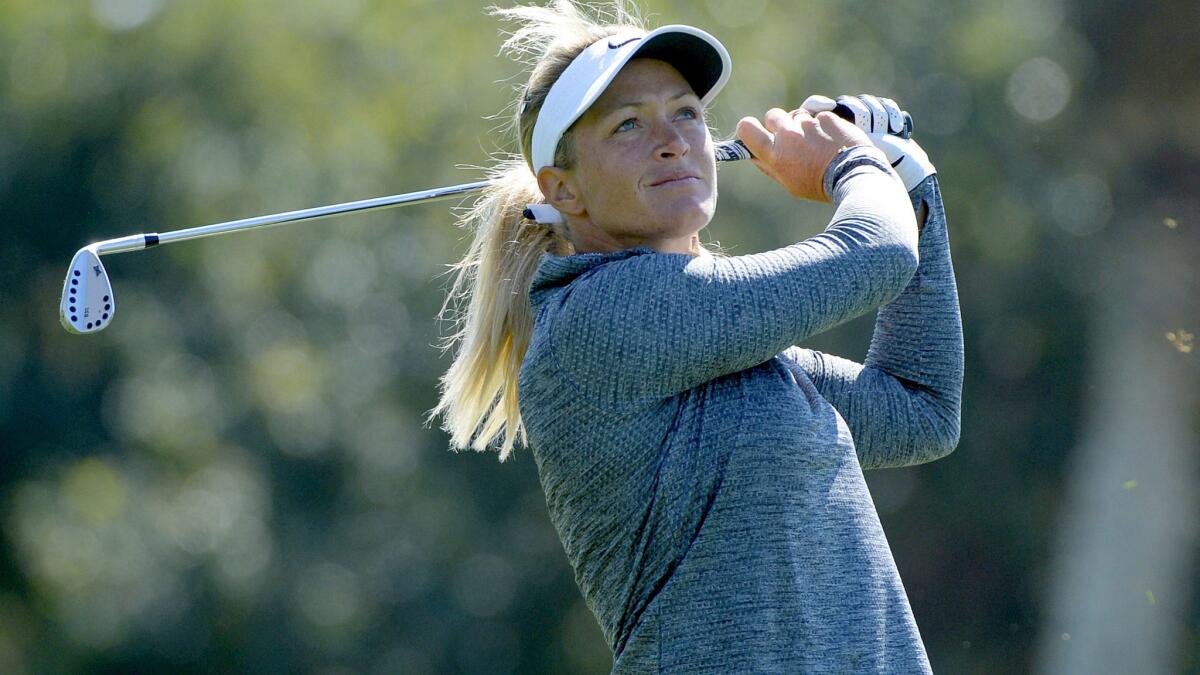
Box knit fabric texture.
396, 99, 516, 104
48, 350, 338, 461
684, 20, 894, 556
518, 145, 963, 673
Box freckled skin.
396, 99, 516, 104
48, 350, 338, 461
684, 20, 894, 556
539, 58, 718, 256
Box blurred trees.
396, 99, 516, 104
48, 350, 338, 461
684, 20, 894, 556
0, 0, 1195, 672
1033, 2, 1199, 673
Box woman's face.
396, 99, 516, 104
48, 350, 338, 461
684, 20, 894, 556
544, 58, 718, 254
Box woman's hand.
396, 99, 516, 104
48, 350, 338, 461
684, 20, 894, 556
736, 107, 872, 203
802, 94, 936, 192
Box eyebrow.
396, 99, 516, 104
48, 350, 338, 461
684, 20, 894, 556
598, 88, 696, 115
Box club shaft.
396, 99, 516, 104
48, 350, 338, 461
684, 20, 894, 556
92, 139, 753, 257
95, 179, 492, 256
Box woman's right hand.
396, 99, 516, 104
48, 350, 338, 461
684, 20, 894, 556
736, 107, 874, 203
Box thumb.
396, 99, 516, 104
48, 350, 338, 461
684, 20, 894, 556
736, 116, 774, 162
801, 94, 837, 114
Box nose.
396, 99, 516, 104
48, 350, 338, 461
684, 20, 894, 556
653, 119, 689, 159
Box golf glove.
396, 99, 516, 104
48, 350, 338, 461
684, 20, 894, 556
802, 94, 936, 191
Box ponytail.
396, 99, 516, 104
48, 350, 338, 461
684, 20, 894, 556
426, 1, 644, 460
425, 159, 571, 461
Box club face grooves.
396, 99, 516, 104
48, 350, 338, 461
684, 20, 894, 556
60, 247, 114, 334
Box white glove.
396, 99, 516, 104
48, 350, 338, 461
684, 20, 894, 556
801, 94, 936, 191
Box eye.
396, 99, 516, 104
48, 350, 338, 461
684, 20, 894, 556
677, 107, 700, 121
614, 118, 638, 133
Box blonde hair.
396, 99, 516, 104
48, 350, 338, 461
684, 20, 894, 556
426, 1, 720, 461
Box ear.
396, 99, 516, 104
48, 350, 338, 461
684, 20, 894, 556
536, 166, 587, 217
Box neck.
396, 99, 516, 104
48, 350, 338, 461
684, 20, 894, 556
569, 218, 702, 256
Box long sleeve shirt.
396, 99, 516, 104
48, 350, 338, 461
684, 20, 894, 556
517, 145, 964, 674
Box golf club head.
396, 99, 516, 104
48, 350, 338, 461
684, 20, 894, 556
60, 246, 114, 334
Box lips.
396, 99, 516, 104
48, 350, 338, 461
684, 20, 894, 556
648, 173, 701, 187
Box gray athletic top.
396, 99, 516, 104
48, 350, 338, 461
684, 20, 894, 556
518, 145, 963, 673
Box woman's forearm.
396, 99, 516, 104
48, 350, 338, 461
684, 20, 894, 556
786, 174, 963, 468
859, 174, 964, 465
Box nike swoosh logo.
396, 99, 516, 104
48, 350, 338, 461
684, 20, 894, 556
891, 157, 905, 168
609, 36, 640, 49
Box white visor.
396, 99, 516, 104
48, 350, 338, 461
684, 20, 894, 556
529, 24, 732, 174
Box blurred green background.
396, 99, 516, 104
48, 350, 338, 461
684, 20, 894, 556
1, 0, 1197, 672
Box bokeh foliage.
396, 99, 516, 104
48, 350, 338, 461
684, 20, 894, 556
1, 0, 1196, 672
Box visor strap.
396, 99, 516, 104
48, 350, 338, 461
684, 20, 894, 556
523, 203, 565, 225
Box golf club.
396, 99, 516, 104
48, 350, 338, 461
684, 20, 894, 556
59, 139, 753, 335
61, 103, 912, 335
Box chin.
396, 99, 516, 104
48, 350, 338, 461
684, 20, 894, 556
667, 203, 715, 233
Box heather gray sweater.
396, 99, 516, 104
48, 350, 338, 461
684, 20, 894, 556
518, 146, 963, 673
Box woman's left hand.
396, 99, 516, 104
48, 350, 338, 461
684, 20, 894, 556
800, 94, 936, 191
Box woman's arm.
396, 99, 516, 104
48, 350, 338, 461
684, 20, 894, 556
783, 175, 963, 467
547, 146, 921, 408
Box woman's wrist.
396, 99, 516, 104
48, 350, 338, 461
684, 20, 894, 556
822, 144, 894, 200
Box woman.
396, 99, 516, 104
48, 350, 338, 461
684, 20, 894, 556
428, 1, 963, 672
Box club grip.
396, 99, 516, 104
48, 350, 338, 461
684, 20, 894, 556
716, 106, 914, 162
714, 139, 753, 162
